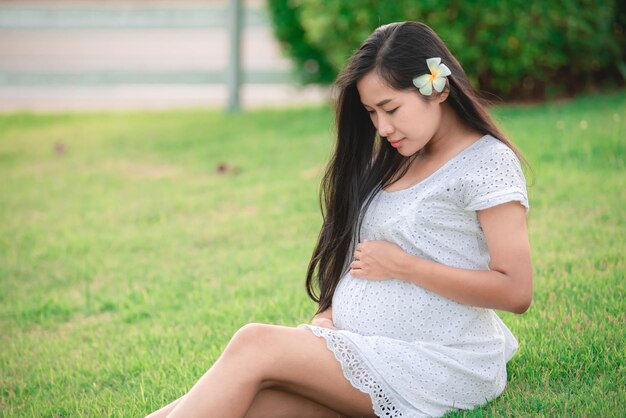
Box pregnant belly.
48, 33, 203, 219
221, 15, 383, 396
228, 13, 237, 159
332, 273, 481, 344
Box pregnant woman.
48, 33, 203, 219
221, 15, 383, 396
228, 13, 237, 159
146, 20, 533, 418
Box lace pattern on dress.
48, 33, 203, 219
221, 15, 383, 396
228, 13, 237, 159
300, 324, 423, 418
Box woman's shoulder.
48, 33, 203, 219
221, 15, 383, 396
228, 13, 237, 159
461, 135, 522, 170
460, 135, 529, 212
472, 134, 516, 155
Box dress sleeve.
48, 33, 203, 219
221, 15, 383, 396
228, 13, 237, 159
462, 146, 530, 213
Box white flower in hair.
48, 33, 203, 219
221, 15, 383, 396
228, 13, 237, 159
412, 57, 452, 96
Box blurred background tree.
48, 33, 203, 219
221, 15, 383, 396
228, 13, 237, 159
267, 0, 626, 100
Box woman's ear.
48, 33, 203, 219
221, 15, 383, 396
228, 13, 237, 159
437, 83, 450, 103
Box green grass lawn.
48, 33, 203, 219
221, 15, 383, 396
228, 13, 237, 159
1, 92, 624, 417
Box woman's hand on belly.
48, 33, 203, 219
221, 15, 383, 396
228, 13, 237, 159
350, 240, 407, 281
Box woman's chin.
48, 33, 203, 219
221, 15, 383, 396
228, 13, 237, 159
397, 147, 418, 157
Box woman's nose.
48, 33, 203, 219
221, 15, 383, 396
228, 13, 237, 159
377, 115, 394, 137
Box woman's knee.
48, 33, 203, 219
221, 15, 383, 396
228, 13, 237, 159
223, 323, 299, 386
224, 323, 277, 359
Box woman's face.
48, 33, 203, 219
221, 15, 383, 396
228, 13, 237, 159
356, 71, 447, 157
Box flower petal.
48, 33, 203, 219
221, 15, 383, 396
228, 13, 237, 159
412, 74, 431, 88
426, 57, 441, 74
432, 76, 447, 92
438, 63, 451, 77
419, 82, 433, 96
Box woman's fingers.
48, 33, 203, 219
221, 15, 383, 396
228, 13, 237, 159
312, 318, 337, 330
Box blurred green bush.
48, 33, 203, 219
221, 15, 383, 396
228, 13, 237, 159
267, 0, 626, 100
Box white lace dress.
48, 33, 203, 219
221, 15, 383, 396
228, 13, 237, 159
299, 135, 530, 417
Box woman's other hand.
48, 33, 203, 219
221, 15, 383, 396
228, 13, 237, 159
311, 307, 337, 330
311, 317, 337, 329
350, 240, 407, 280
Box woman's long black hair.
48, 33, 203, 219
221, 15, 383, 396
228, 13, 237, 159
306, 21, 525, 315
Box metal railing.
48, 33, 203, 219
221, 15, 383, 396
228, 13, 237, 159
0, 0, 295, 112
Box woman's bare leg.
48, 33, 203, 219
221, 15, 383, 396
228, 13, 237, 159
146, 389, 345, 418
244, 388, 346, 418
166, 323, 376, 418
144, 395, 184, 418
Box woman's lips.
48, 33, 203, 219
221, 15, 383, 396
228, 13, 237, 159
389, 138, 404, 148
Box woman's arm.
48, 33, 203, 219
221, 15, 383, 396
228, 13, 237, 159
350, 201, 533, 314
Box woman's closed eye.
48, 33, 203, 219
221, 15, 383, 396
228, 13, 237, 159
367, 107, 399, 115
